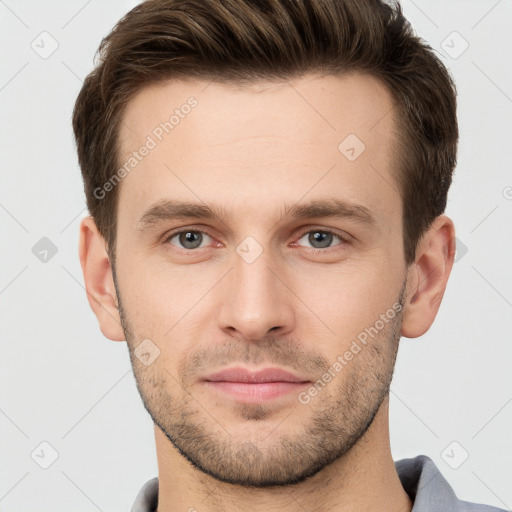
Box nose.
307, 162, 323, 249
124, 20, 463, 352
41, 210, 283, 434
217, 247, 296, 342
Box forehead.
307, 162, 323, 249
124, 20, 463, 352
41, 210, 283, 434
116, 72, 400, 231
118, 72, 395, 151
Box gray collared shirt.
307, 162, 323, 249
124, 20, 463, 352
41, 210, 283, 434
131, 455, 506, 511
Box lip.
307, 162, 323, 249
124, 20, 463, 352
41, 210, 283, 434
202, 367, 311, 403
203, 367, 309, 383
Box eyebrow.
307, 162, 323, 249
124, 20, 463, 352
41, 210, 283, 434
135, 198, 378, 232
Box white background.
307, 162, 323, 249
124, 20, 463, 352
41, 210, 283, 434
0, 0, 511, 510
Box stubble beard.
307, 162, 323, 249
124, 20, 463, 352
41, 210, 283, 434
116, 273, 406, 487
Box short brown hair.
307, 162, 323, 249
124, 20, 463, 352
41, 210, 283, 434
72, 0, 458, 265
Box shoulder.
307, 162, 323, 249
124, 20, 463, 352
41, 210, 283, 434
131, 476, 158, 512
395, 455, 507, 512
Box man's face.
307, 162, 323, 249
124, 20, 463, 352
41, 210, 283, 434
113, 73, 408, 486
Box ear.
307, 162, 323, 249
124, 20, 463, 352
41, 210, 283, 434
78, 216, 125, 341
401, 215, 456, 338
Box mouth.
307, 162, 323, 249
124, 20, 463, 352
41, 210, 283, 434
201, 367, 311, 403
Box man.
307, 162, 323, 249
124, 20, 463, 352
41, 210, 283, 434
72, 0, 505, 511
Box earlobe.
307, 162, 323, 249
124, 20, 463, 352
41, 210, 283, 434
401, 215, 456, 338
78, 216, 125, 342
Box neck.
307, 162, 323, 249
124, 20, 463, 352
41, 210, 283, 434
154, 396, 412, 512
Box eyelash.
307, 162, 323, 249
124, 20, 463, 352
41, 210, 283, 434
294, 228, 352, 250
162, 227, 351, 251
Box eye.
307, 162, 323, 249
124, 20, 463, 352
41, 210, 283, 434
165, 230, 214, 250
295, 229, 349, 250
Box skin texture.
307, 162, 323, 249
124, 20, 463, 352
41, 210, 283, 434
79, 73, 456, 511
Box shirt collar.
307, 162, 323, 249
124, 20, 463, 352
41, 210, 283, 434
395, 454, 459, 511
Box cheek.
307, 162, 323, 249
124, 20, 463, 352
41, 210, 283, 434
118, 268, 223, 378
117, 254, 212, 328
290, 259, 402, 349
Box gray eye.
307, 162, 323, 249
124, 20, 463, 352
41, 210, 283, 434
308, 231, 333, 248
297, 230, 343, 249
170, 231, 210, 249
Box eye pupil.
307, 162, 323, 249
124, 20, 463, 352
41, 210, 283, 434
309, 231, 332, 248
180, 231, 202, 249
